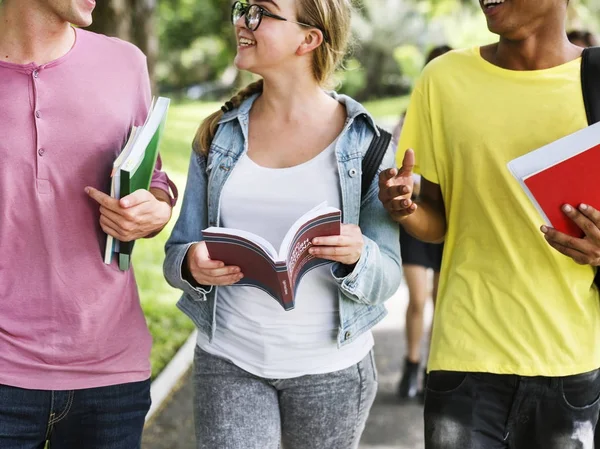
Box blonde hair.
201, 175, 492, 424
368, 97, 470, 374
193, 0, 353, 155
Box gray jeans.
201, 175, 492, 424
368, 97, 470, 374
193, 347, 378, 449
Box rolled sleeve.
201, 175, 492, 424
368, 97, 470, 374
165, 242, 212, 301
150, 155, 178, 206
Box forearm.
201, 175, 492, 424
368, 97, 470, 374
400, 199, 446, 243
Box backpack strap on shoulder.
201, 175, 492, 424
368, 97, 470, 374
361, 126, 392, 199
581, 47, 600, 125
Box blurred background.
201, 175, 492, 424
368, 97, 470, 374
89, 0, 599, 102
85, 0, 599, 380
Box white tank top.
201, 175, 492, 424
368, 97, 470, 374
197, 141, 373, 378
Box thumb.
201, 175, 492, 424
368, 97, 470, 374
399, 149, 415, 176
120, 189, 152, 208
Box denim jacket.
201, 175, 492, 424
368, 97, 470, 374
163, 92, 401, 347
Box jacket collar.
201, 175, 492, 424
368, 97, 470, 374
218, 91, 380, 136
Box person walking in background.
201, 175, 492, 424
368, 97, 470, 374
392, 45, 451, 401
0, 1, 176, 448
567, 29, 597, 48
163, 1, 401, 448
379, 0, 600, 447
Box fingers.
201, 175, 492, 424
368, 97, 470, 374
189, 242, 244, 286
86, 186, 120, 212
99, 215, 133, 242
378, 168, 398, 187
578, 203, 600, 225
542, 224, 600, 266
562, 204, 600, 240
310, 225, 363, 264
544, 237, 589, 265
196, 271, 244, 286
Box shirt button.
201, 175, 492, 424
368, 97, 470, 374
33, 70, 39, 79
38, 148, 45, 156
344, 331, 352, 340
35, 111, 41, 119
348, 168, 358, 177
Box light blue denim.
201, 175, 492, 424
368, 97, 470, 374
163, 92, 401, 347
193, 348, 378, 449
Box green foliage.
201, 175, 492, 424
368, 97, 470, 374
336, 58, 367, 98
393, 44, 425, 89
157, 0, 236, 93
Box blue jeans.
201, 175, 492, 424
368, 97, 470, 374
0, 379, 151, 449
193, 348, 378, 449
424, 370, 600, 449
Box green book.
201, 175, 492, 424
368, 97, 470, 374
103, 96, 171, 270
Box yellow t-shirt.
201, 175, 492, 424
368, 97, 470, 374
398, 47, 600, 376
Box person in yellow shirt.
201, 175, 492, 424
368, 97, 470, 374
379, 0, 600, 448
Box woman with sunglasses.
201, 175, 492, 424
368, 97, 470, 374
164, 1, 401, 448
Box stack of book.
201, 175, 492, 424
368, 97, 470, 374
104, 96, 171, 270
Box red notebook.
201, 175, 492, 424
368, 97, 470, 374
508, 122, 600, 238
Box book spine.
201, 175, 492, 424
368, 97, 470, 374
117, 170, 134, 270
276, 270, 295, 311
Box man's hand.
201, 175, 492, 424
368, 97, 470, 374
378, 149, 417, 222
86, 187, 172, 242
186, 241, 243, 286
542, 203, 600, 266
309, 224, 364, 265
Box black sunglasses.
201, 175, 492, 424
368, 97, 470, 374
231, 1, 329, 43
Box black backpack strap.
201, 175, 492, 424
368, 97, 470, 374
581, 48, 600, 288
361, 126, 392, 199
581, 47, 600, 125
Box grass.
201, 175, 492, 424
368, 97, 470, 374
135, 96, 407, 380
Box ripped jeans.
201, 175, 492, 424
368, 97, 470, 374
424, 369, 600, 449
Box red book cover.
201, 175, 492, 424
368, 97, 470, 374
523, 143, 600, 237
507, 122, 600, 238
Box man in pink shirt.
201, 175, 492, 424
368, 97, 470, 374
0, 0, 176, 447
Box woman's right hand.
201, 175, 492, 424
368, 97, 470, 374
186, 241, 244, 286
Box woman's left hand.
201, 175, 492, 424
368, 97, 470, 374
309, 224, 364, 265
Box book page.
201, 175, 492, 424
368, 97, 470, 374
121, 97, 170, 175
203, 230, 288, 308
203, 227, 278, 259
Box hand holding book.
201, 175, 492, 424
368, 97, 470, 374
86, 187, 171, 243
185, 241, 244, 286
541, 203, 600, 267
507, 121, 600, 266
202, 203, 342, 311
309, 224, 364, 266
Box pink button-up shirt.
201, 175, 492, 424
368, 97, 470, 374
0, 28, 174, 390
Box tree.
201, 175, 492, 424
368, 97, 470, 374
88, 0, 159, 90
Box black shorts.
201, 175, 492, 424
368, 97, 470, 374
399, 226, 444, 272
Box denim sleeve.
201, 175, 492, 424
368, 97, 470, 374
332, 143, 402, 305
163, 152, 213, 301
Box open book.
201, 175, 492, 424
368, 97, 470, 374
507, 121, 600, 237
203, 203, 342, 311
104, 96, 170, 270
